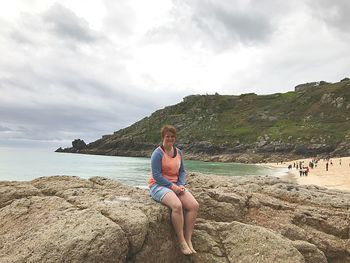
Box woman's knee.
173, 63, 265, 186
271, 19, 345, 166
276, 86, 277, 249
184, 199, 199, 212
163, 193, 183, 212
191, 200, 199, 212
171, 201, 183, 213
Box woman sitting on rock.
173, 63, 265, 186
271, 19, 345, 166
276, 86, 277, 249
149, 125, 199, 255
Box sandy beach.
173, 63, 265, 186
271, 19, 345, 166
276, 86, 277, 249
264, 156, 350, 192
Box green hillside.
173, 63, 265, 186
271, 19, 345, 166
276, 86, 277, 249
57, 79, 350, 162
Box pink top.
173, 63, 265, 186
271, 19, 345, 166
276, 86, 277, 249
148, 146, 183, 187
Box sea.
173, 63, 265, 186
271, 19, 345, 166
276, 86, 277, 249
0, 147, 288, 188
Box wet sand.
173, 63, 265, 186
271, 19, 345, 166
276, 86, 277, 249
263, 156, 350, 192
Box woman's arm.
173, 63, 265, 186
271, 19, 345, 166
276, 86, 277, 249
177, 149, 186, 186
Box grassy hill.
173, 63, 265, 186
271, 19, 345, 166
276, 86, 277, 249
57, 79, 350, 162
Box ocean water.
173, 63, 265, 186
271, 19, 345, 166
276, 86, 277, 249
0, 148, 287, 187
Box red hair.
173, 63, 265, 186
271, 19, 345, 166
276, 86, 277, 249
161, 125, 176, 139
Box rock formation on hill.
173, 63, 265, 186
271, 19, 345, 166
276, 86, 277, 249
1, 174, 349, 262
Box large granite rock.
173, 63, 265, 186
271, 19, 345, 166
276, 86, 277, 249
187, 174, 349, 263
1, 174, 349, 262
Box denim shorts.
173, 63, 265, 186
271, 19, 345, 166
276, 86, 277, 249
149, 184, 172, 202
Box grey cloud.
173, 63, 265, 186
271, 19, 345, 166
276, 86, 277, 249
4, 13, 38, 45
146, 0, 297, 51
42, 3, 99, 43
101, 0, 137, 38
0, 103, 143, 143
10, 30, 33, 45
0, 78, 185, 147
0, 37, 169, 146
0, 75, 157, 127
0, 65, 161, 112
0, 126, 12, 132
191, 1, 273, 46
307, 0, 350, 33
0, 138, 69, 149
0, 70, 167, 145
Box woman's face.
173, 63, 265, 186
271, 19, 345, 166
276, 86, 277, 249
162, 132, 176, 148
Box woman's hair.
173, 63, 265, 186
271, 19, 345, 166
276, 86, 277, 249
161, 125, 176, 139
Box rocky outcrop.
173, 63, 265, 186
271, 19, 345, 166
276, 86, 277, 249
294, 81, 330, 92
56, 139, 155, 157
188, 174, 350, 262
72, 139, 87, 150
1, 174, 349, 262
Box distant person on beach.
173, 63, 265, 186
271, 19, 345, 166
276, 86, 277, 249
148, 125, 199, 255
326, 162, 329, 171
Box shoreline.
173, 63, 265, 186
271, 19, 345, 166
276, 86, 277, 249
262, 156, 350, 192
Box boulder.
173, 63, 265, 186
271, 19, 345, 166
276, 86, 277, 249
0, 195, 128, 262
292, 240, 327, 263
193, 220, 304, 263
187, 174, 350, 263
72, 139, 87, 150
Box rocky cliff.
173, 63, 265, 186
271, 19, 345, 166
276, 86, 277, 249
1, 174, 349, 262
57, 79, 350, 163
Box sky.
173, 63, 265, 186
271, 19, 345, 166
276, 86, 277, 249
0, 0, 349, 149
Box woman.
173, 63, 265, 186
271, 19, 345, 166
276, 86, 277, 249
149, 125, 199, 255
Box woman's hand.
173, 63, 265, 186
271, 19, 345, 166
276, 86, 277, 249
178, 185, 186, 195
171, 184, 185, 195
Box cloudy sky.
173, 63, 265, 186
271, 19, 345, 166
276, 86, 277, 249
1, 0, 349, 149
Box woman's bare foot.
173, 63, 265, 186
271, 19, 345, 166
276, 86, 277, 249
179, 242, 193, 255
186, 241, 197, 254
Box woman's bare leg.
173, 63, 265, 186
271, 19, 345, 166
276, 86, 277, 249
161, 192, 192, 255
178, 191, 199, 253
